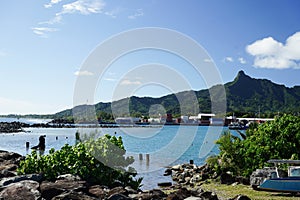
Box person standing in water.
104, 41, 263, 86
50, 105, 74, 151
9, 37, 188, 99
31, 135, 46, 151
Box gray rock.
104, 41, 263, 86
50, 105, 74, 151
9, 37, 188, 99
0, 164, 18, 172
124, 186, 137, 194
108, 186, 127, 196
88, 185, 108, 198
220, 172, 235, 185
40, 181, 65, 200
108, 193, 133, 200
149, 189, 167, 199
184, 177, 191, 184
190, 188, 203, 197
199, 191, 218, 200
40, 179, 87, 199
129, 189, 166, 200
164, 168, 172, 176
158, 182, 172, 187
0, 151, 23, 170
190, 174, 201, 183
168, 187, 191, 200
1, 168, 17, 178
172, 165, 182, 171
0, 174, 43, 187
52, 191, 98, 200
57, 173, 81, 181
184, 197, 202, 200
0, 180, 40, 200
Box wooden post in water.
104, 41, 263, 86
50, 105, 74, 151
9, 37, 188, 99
26, 142, 30, 149
190, 160, 194, 165
146, 154, 150, 165
139, 153, 143, 160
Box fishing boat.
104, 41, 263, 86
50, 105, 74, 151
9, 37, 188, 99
228, 122, 245, 130
251, 159, 300, 193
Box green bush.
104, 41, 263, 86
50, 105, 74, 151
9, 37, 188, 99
17, 134, 142, 189
214, 114, 300, 177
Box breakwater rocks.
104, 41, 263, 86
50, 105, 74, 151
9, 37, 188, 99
0, 152, 251, 200
0, 122, 28, 133
166, 163, 250, 187
0, 121, 75, 133
161, 163, 251, 200
0, 150, 24, 178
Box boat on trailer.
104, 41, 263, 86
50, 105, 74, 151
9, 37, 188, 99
251, 159, 300, 193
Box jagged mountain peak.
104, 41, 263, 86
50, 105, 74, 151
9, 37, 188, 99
237, 70, 246, 76
53, 70, 300, 118
230, 70, 253, 85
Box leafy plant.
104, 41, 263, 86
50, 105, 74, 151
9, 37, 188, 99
214, 114, 300, 177
17, 134, 142, 189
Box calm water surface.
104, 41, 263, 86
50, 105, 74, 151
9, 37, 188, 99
0, 119, 229, 189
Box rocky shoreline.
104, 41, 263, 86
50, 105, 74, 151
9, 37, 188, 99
0, 122, 75, 133
0, 150, 251, 200
0, 122, 28, 133
166, 163, 250, 187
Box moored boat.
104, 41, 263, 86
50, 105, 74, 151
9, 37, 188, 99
251, 159, 300, 193
228, 122, 245, 130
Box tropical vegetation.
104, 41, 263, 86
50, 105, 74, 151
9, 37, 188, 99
207, 114, 300, 177
5, 71, 300, 121
17, 134, 143, 189
52, 70, 300, 121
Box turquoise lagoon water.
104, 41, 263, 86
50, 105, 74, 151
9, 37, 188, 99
0, 122, 228, 189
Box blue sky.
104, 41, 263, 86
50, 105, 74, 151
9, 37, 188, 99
0, 0, 300, 114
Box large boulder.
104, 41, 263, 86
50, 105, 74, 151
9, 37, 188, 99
0, 164, 18, 178
88, 185, 108, 199
0, 180, 40, 200
129, 189, 166, 200
0, 151, 23, 165
220, 172, 235, 185
167, 187, 191, 200
51, 191, 98, 200
108, 186, 128, 196
0, 150, 24, 179
40, 179, 87, 199
0, 174, 43, 187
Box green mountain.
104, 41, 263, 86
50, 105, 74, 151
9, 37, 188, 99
53, 70, 300, 120
225, 70, 300, 115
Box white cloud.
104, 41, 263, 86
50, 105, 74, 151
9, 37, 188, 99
32, 27, 58, 38
44, 0, 63, 8
204, 58, 213, 63
61, 0, 105, 15
120, 79, 142, 85
246, 32, 300, 69
238, 57, 246, 64
74, 70, 94, 76
104, 78, 117, 81
104, 7, 121, 18
39, 15, 62, 25
35, 0, 105, 36
225, 57, 234, 62
128, 9, 144, 19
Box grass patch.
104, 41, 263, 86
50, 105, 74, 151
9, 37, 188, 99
201, 181, 300, 200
